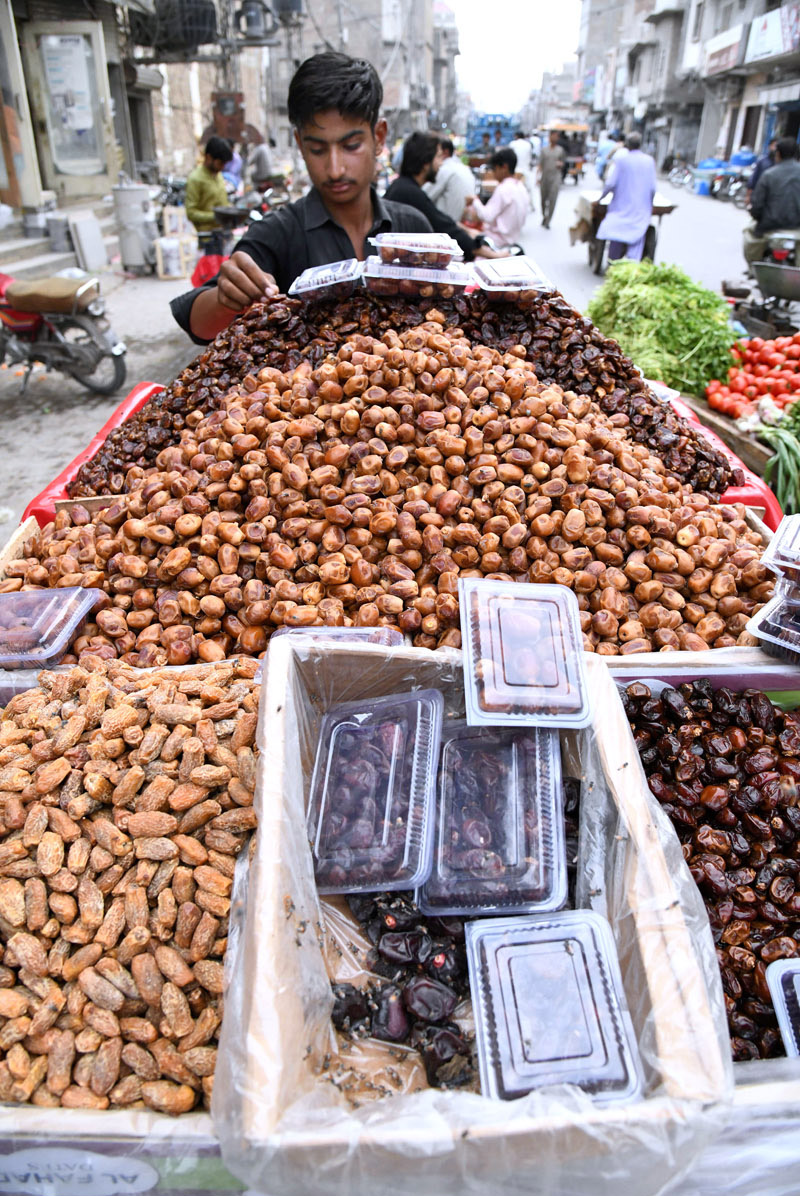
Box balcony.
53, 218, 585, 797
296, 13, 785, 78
645, 0, 686, 21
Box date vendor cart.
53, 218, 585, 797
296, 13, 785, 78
574, 190, 677, 274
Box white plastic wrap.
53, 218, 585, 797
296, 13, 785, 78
213, 641, 732, 1196
606, 648, 800, 1196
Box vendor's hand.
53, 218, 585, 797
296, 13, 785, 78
215, 251, 279, 311
475, 245, 510, 259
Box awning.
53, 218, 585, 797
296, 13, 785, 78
124, 61, 164, 90
759, 78, 800, 104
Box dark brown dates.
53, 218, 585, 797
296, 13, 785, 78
625, 679, 800, 1061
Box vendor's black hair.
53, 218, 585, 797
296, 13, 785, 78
777, 136, 799, 161
490, 147, 517, 173
401, 131, 440, 177
205, 136, 233, 163
439, 138, 455, 156
288, 52, 383, 130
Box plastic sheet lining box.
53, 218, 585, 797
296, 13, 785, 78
211, 639, 731, 1196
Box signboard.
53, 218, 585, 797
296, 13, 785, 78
704, 24, 745, 75
746, 3, 800, 63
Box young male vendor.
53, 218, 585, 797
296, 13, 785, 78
171, 51, 431, 344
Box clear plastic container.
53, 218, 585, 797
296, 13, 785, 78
287, 259, 363, 301
362, 256, 474, 300
370, 232, 463, 268
416, 723, 566, 916
459, 579, 591, 728
473, 255, 552, 305
746, 593, 800, 665
761, 515, 800, 584
766, 959, 800, 1057
466, 910, 644, 1103
307, 689, 444, 894
0, 669, 46, 708
0, 588, 103, 670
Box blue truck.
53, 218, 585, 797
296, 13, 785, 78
465, 113, 517, 156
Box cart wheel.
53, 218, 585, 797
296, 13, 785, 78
643, 225, 657, 261
590, 238, 606, 274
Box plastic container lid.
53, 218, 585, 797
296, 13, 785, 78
287, 258, 363, 298
746, 593, 800, 665
473, 255, 552, 296
459, 580, 591, 728
370, 232, 463, 267
766, 959, 800, 1057
416, 723, 566, 916
362, 255, 474, 298
466, 910, 643, 1103
0, 588, 103, 670
760, 515, 800, 584
307, 689, 444, 894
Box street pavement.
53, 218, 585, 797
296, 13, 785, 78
0, 269, 198, 528
0, 169, 752, 530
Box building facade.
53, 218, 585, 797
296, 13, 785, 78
576, 0, 800, 163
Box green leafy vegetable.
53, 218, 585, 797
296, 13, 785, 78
759, 424, 800, 514
587, 260, 735, 397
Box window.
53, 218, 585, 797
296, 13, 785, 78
716, 3, 734, 34
692, 1, 704, 41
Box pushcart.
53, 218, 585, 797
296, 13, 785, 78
574, 191, 677, 274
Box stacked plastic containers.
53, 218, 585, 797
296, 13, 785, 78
471, 256, 552, 308
766, 960, 800, 1056
454, 579, 642, 1104
288, 259, 364, 301
0, 588, 103, 705
747, 515, 800, 662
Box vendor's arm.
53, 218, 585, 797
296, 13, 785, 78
468, 186, 506, 225
185, 175, 216, 229
188, 253, 279, 341
600, 160, 618, 200
171, 221, 286, 344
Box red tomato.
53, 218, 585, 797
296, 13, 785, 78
744, 385, 758, 399
774, 379, 789, 395
750, 337, 765, 351
754, 363, 769, 376
768, 353, 785, 368
730, 376, 747, 393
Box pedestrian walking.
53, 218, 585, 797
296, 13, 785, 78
538, 130, 564, 228
185, 136, 233, 255
509, 130, 536, 210
596, 132, 656, 261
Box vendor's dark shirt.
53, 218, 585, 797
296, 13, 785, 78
751, 159, 800, 234
170, 185, 431, 344
383, 174, 481, 260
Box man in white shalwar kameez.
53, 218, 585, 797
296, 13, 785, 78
596, 132, 656, 261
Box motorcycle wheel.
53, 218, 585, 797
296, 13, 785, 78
58, 315, 127, 396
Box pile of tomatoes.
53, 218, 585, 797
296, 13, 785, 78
705, 333, 800, 418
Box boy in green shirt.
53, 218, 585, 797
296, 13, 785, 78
185, 136, 233, 249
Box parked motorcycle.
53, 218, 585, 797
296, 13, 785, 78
723, 229, 800, 338
0, 273, 126, 395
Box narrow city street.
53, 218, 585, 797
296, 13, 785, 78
518, 166, 751, 312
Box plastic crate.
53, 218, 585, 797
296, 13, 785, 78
22, 381, 164, 527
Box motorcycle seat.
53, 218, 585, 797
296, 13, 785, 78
4, 277, 99, 314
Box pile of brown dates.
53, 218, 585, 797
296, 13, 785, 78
623, 678, 800, 1060
68, 291, 735, 499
